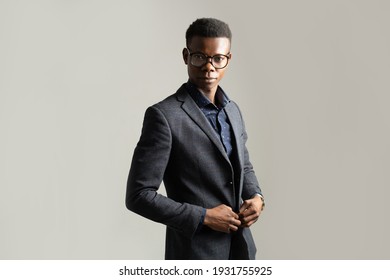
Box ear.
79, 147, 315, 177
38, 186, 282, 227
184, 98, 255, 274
182, 48, 189, 65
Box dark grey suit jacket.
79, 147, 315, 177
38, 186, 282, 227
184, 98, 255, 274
126, 84, 262, 259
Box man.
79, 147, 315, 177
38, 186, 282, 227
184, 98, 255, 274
126, 18, 264, 260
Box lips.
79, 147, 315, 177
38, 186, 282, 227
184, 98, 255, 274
199, 77, 217, 81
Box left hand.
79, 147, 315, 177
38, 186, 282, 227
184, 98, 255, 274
238, 195, 264, 227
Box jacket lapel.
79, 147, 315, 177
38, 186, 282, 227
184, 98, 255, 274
176, 85, 231, 163
224, 101, 244, 168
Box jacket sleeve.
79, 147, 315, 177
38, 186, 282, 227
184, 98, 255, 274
126, 105, 204, 238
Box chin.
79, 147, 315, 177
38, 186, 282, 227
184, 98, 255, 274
199, 81, 218, 89
199, 85, 216, 93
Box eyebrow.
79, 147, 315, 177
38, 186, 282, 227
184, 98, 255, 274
187, 48, 230, 56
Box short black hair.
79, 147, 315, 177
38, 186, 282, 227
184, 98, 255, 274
185, 18, 232, 47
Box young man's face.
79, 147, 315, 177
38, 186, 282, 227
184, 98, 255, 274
183, 36, 231, 95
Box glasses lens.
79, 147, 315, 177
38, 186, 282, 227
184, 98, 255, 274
190, 54, 207, 67
212, 55, 228, 69
190, 53, 229, 69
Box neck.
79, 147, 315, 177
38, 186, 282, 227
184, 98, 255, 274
198, 87, 217, 105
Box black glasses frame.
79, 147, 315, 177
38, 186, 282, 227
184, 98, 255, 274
186, 48, 231, 69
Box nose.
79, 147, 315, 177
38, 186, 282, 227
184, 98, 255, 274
202, 58, 215, 71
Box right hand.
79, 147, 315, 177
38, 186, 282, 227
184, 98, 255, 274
203, 204, 241, 233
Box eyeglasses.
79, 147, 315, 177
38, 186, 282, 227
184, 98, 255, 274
186, 48, 231, 69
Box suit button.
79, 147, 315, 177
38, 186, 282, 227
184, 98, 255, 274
229, 181, 233, 185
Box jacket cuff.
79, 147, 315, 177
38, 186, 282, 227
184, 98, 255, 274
195, 208, 207, 233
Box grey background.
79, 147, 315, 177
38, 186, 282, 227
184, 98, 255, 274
1, 0, 389, 259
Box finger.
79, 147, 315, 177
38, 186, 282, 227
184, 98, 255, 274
229, 216, 241, 227
230, 212, 239, 220
240, 212, 259, 224
239, 201, 250, 213
240, 220, 257, 228
244, 218, 258, 227
225, 208, 239, 220
240, 216, 259, 227
239, 207, 256, 218
240, 199, 257, 213
229, 224, 239, 232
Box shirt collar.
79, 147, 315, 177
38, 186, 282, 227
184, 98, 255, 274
185, 81, 230, 109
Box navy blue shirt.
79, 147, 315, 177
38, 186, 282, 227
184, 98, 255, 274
185, 81, 234, 158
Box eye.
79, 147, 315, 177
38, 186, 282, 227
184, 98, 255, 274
193, 54, 205, 60
213, 56, 226, 63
